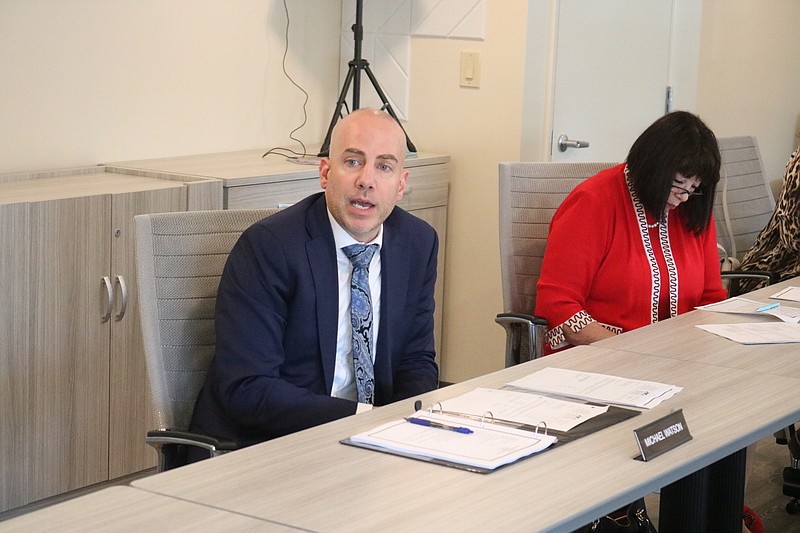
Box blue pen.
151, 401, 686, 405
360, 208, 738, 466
756, 303, 779, 312
405, 417, 474, 434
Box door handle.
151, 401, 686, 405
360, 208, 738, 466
101, 276, 114, 323
557, 134, 590, 152
114, 275, 128, 321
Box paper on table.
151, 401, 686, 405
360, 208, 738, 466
347, 411, 557, 471
696, 323, 800, 344
437, 387, 608, 432
696, 297, 800, 323
506, 367, 681, 409
771, 287, 800, 303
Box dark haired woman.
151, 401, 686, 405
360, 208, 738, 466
535, 111, 728, 353
536, 111, 760, 531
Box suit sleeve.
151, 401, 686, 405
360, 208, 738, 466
388, 228, 439, 401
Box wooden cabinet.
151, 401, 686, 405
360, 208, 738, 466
0, 167, 221, 512
110, 150, 450, 363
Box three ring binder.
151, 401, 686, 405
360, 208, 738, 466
343, 409, 557, 473
427, 401, 551, 435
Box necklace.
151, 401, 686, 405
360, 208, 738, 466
647, 214, 667, 228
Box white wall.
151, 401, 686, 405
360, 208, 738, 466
696, 0, 800, 194
0, 0, 341, 174
2, 0, 798, 383
405, 1, 529, 381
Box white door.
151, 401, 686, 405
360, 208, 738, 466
549, 0, 674, 162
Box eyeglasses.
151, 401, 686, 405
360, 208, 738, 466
671, 183, 703, 198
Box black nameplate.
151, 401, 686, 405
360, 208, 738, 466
634, 409, 692, 461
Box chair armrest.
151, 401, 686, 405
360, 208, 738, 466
146, 429, 239, 451
495, 313, 548, 367
495, 312, 548, 326
721, 270, 779, 296
720, 270, 779, 282
146, 429, 239, 471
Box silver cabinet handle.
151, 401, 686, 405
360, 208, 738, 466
101, 276, 114, 323
557, 134, 590, 152
114, 275, 128, 321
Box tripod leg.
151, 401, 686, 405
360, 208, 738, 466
362, 64, 417, 153
317, 64, 357, 157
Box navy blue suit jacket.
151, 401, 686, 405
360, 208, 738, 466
190, 193, 439, 446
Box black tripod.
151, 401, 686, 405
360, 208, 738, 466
317, 0, 416, 157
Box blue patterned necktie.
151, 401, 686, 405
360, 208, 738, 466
343, 243, 379, 404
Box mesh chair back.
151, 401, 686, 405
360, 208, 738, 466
135, 208, 279, 432
498, 162, 618, 315
714, 136, 775, 262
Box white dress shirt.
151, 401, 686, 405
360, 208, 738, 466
327, 210, 382, 411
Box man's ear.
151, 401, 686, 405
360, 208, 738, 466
319, 158, 331, 189
395, 170, 408, 201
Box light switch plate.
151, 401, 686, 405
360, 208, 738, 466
460, 50, 481, 88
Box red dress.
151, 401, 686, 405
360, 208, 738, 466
534, 164, 728, 352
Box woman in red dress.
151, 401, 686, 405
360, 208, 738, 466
535, 111, 728, 353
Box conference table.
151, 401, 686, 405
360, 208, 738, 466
126, 343, 800, 532
595, 276, 800, 376
0, 486, 298, 532
6, 277, 800, 532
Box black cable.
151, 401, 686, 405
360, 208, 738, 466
262, 0, 310, 159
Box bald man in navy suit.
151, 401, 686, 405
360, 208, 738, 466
190, 109, 439, 449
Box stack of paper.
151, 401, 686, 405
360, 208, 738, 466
506, 367, 682, 409
695, 294, 800, 344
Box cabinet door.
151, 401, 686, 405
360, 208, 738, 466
108, 188, 187, 478
0, 203, 33, 511
29, 196, 112, 503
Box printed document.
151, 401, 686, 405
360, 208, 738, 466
696, 323, 800, 344
771, 287, 800, 303
507, 367, 681, 409
696, 297, 800, 323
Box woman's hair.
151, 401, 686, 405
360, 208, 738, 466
626, 111, 721, 234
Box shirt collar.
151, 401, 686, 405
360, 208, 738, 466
326, 208, 383, 251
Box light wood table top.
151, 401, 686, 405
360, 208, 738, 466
0, 486, 298, 532
594, 277, 800, 376
131, 345, 800, 532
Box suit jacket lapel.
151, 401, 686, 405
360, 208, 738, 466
305, 196, 339, 393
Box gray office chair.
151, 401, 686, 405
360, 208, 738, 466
714, 135, 776, 263
135, 208, 279, 471
714, 136, 778, 295
496, 162, 618, 367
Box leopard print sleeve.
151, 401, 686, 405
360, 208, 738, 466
776, 147, 800, 253
739, 146, 800, 287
